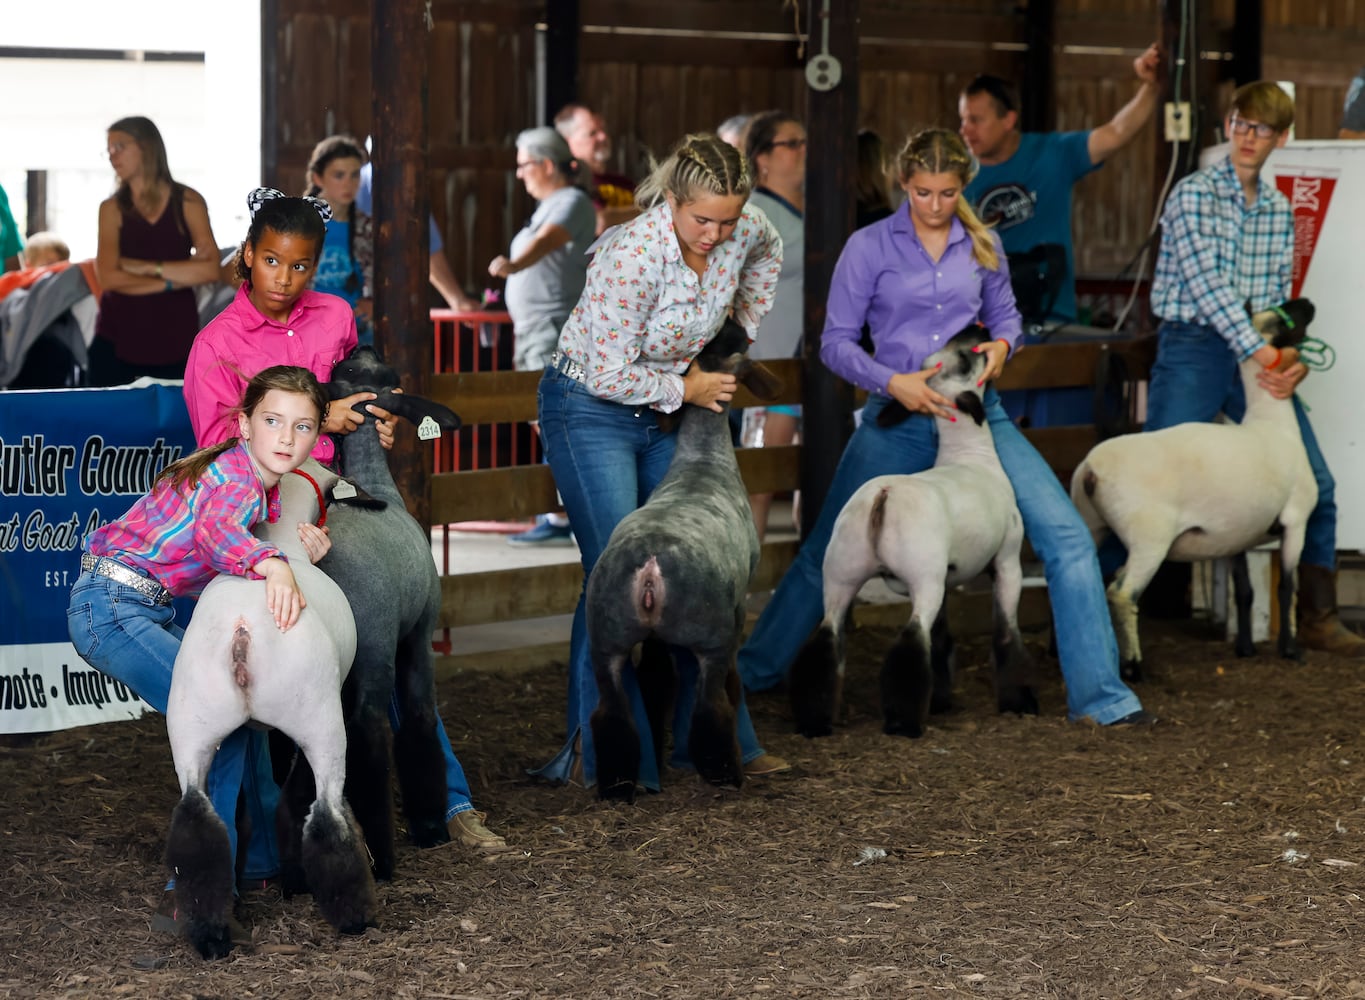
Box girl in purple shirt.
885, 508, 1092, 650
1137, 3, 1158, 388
68, 365, 331, 929
738, 129, 1149, 728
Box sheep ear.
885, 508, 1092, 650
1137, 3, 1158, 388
875, 401, 913, 427
739, 360, 784, 401
327, 479, 387, 511
953, 391, 987, 426
367, 390, 463, 432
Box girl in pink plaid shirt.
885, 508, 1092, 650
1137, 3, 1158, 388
67, 365, 330, 927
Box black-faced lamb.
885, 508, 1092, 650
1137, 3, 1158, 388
586, 318, 782, 802
1070, 299, 1316, 682
320, 346, 462, 879
164, 462, 376, 960
789, 323, 1037, 739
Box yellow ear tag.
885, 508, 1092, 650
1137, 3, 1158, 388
417, 416, 442, 441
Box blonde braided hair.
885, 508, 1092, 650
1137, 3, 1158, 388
896, 128, 999, 270
635, 133, 752, 209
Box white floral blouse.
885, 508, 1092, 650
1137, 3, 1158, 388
555, 199, 783, 412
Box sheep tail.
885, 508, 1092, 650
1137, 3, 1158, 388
230, 620, 251, 688
633, 556, 666, 628
867, 486, 891, 549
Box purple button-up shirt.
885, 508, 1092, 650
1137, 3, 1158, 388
820, 209, 1022, 395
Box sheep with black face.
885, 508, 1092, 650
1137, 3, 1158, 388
789, 323, 1037, 739
1071, 298, 1317, 681
585, 317, 782, 802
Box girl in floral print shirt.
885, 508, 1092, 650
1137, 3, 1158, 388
532, 133, 789, 791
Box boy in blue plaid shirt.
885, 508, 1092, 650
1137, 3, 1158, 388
1145, 81, 1365, 656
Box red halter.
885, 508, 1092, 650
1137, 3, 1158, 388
288, 468, 328, 528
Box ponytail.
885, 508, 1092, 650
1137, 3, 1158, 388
896, 128, 999, 271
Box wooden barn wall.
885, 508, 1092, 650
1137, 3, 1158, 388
266, 0, 1365, 307
267, 0, 538, 306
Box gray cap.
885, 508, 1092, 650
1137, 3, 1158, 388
516, 126, 572, 166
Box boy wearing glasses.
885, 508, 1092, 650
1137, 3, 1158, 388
1145, 80, 1365, 657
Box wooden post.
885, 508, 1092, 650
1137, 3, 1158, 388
800, 0, 858, 539
1230, 0, 1263, 87
24, 171, 47, 235
543, 0, 579, 123
372, 0, 433, 524
1021, 0, 1056, 133
260, 0, 279, 187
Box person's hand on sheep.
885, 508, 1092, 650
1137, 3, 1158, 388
297, 522, 332, 564
971, 339, 1010, 385
1256, 346, 1308, 400
887, 365, 958, 421
682, 366, 737, 413
367, 388, 400, 451
257, 556, 307, 631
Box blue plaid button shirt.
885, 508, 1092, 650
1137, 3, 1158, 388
1150, 155, 1293, 359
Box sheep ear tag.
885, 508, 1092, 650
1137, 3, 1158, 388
416, 416, 443, 441
332, 480, 357, 500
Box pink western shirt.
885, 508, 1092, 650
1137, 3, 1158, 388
184, 284, 357, 464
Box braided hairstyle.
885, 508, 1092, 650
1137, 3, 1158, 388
232, 194, 328, 286
305, 134, 368, 293
634, 133, 752, 210
895, 128, 999, 270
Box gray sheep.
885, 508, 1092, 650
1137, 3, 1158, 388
315, 346, 462, 879
586, 318, 782, 802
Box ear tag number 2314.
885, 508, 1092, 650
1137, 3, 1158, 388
417, 416, 443, 441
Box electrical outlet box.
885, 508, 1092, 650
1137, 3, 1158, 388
1165, 101, 1192, 142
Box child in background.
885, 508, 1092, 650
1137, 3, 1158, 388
67, 365, 333, 932
304, 135, 375, 345
185, 187, 510, 853
23, 232, 70, 268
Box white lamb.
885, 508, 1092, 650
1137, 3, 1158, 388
1069, 298, 1316, 681
790, 324, 1037, 739
164, 460, 376, 959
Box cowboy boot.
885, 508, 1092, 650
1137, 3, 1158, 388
1296, 563, 1365, 657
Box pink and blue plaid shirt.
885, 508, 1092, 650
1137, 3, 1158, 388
85, 443, 285, 597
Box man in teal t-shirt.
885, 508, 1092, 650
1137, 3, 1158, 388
960, 43, 1162, 325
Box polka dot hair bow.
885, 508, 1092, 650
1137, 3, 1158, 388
246, 186, 333, 224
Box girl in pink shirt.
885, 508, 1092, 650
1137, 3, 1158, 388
185, 189, 395, 463
68, 365, 331, 930
185, 188, 508, 853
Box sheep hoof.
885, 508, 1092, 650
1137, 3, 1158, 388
1234, 637, 1257, 658
186, 921, 235, 961
883, 716, 926, 739
795, 719, 834, 739
997, 685, 1039, 716
408, 818, 450, 849
1119, 658, 1145, 683
597, 776, 638, 804
279, 862, 308, 899
1279, 638, 1302, 661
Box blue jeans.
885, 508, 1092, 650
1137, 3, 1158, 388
387, 694, 476, 822
531, 366, 769, 789
737, 390, 1142, 725
66, 570, 280, 881
1140, 320, 1336, 570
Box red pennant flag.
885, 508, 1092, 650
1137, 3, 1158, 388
1273, 173, 1338, 299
